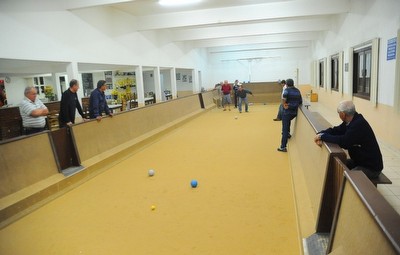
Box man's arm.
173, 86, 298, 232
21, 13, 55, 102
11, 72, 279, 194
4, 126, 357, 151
30, 100, 48, 117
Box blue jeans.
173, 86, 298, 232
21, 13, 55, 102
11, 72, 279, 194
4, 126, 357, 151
238, 97, 248, 112
280, 113, 297, 148
276, 104, 284, 119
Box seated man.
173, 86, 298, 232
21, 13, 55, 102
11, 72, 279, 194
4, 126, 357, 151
314, 100, 383, 179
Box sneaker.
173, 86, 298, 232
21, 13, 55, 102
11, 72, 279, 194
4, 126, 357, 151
223, 109, 226, 111
228, 109, 231, 111
277, 147, 287, 152
273, 118, 281, 121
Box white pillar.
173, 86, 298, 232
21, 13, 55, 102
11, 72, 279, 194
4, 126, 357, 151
154, 66, 161, 103
66, 62, 84, 100
135, 66, 145, 106
191, 69, 197, 93
171, 68, 177, 99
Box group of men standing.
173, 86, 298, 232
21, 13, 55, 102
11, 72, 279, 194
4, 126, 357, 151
19, 79, 112, 135
216, 79, 253, 113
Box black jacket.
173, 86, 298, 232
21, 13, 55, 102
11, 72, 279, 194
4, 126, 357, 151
58, 89, 84, 125
320, 112, 383, 172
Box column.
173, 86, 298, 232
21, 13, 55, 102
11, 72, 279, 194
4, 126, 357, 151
135, 66, 145, 107
154, 66, 161, 103
171, 68, 177, 99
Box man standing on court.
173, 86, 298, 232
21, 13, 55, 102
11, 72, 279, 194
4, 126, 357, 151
277, 78, 302, 152
58, 79, 85, 127
236, 85, 253, 113
19, 86, 49, 135
89, 80, 113, 121
273, 79, 287, 121
314, 100, 383, 179
221, 80, 232, 111
232, 79, 241, 108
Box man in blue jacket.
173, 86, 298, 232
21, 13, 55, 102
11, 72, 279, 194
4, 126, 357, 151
89, 80, 112, 121
314, 100, 383, 179
277, 78, 302, 152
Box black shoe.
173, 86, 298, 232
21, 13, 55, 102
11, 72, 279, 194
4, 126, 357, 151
273, 118, 281, 121
288, 134, 292, 139
277, 147, 287, 152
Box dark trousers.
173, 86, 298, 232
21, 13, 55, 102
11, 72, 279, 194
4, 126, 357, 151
24, 127, 45, 135
346, 159, 381, 179
280, 113, 296, 149
234, 93, 238, 107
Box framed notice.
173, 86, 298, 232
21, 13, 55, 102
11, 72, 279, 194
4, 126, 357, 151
387, 37, 397, 61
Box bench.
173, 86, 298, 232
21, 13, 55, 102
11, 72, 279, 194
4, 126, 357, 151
371, 172, 392, 187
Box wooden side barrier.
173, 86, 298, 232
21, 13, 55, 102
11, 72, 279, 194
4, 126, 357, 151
200, 91, 215, 109
0, 132, 60, 199
242, 82, 282, 104
327, 162, 400, 254
290, 106, 347, 232
71, 94, 204, 165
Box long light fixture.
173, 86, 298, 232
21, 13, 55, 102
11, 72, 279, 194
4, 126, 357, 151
159, 0, 202, 6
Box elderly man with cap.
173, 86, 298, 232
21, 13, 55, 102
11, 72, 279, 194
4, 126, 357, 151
89, 80, 113, 121
314, 100, 383, 179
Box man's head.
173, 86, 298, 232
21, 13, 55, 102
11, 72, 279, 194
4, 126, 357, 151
97, 80, 107, 92
337, 100, 356, 122
223, 80, 228, 85
280, 79, 286, 85
286, 79, 294, 87
24, 87, 37, 102
69, 79, 80, 93
238, 85, 243, 91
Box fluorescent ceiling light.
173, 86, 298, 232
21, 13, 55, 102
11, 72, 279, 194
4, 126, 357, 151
159, 0, 201, 6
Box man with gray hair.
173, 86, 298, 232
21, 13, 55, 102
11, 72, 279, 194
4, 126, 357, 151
314, 100, 383, 179
19, 86, 49, 135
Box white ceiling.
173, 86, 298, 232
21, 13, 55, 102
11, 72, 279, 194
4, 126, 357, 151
0, 0, 351, 76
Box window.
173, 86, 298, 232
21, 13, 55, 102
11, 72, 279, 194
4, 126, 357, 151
319, 60, 325, 88
353, 46, 372, 99
331, 54, 339, 91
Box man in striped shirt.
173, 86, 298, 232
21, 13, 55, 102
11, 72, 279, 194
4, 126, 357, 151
19, 86, 49, 135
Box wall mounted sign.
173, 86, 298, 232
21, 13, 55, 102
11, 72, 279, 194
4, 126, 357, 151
387, 37, 397, 61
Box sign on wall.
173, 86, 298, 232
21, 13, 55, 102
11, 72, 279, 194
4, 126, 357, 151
387, 37, 397, 61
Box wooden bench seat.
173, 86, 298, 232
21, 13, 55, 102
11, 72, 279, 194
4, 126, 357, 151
371, 172, 392, 187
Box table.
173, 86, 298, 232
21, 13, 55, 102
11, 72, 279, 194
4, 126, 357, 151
130, 97, 155, 106
108, 104, 122, 113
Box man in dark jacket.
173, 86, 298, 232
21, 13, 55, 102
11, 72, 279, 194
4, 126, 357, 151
58, 79, 85, 127
236, 85, 253, 113
277, 78, 302, 152
89, 80, 112, 121
314, 100, 383, 179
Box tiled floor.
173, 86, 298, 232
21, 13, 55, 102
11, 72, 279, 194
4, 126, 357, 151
306, 102, 400, 215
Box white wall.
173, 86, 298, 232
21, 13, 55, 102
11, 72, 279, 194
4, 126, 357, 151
2, 77, 28, 106
206, 47, 312, 86
176, 69, 194, 92
312, 0, 400, 106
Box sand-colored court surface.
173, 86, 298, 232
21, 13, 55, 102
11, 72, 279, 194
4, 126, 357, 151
0, 105, 300, 254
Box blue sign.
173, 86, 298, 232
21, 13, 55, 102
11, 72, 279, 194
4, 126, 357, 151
387, 37, 397, 61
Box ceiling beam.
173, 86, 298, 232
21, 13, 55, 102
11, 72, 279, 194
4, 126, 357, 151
169, 17, 331, 42
133, 0, 349, 31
